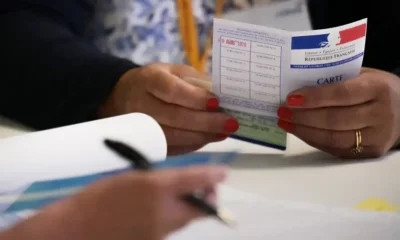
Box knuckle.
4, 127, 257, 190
172, 64, 196, 78
162, 80, 178, 103
357, 78, 370, 90
369, 146, 387, 158
378, 102, 396, 126
377, 80, 392, 97
148, 62, 167, 70
336, 82, 352, 99
326, 131, 346, 149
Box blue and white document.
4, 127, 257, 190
0, 152, 237, 232
212, 18, 367, 149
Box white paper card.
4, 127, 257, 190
211, 18, 367, 149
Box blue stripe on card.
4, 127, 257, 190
155, 152, 237, 169
2, 152, 237, 214
24, 152, 237, 194
292, 34, 329, 50
5, 196, 65, 213
24, 169, 128, 194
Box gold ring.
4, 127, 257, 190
351, 130, 363, 154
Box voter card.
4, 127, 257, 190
212, 18, 367, 150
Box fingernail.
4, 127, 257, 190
206, 98, 219, 110
277, 107, 292, 120
224, 119, 239, 132
278, 119, 293, 132
215, 133, 228, 140
287, 94, 304, 106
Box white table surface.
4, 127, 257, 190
1, 120, 399, 210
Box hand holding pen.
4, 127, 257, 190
1, 152, 230, 240
104, 139, 236, 226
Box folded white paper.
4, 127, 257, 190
0, 113, 167, 189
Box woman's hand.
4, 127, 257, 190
1, 165, 227, 240
99, 63, 239, 155
277, 68, 400, 159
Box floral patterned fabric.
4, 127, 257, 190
85, 0, 259, 73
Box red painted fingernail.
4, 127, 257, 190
224, 119, 239, 132
287, 95, 304, 106
216, 133, 228, 140
277, 107, 292, 120
206, 98, 219, 110
278, 119, 293, 132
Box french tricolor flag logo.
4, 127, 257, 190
292, 23, 367, 50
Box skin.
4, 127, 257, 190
98, 63, 239, 155
0, 165, 227, 240
278, 68, 400, 159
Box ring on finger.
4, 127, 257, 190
351, 130, 364, 154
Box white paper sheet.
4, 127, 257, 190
0, 113, 167, 189
168, 186, 400, 240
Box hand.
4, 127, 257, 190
1, 165, 227, 240
99, 63, 239, 155
277, 68, 400, 159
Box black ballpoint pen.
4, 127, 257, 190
104, 139, 235, 226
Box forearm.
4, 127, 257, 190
0, 6, 139, 130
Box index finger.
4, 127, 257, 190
147, 67, 217, 111
165, 165, 228, 195
285, 75, 377, 109
182, 77, 212, 92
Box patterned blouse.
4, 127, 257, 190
85, 0, 260, 73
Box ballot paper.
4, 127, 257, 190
0, 152, 238, 232
168, 186, 400, 240
212, 18, 367, 149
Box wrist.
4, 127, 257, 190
97, 69, 131, 119
1, 199, 84, 240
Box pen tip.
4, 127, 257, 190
218, 208, 237, 227
104, 139, 115, 145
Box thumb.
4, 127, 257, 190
169, 165, 228, 195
